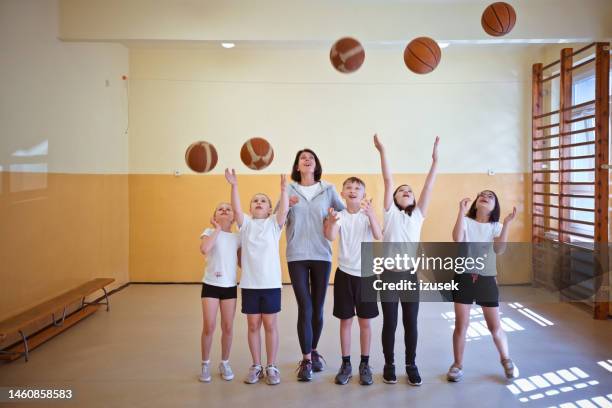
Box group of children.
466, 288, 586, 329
198, 135, 519, 386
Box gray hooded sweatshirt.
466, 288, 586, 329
285, 180, 345, 263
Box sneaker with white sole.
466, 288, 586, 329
266, 365, 281, 385
219, 361, 234, 381
244, 364, 264, 384
447, 364, 463, 382
501, 358, 519, 379
199, 361, 211, 382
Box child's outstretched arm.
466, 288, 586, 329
494, 206, 516, 254
276, 174, 289, 227
452, 198, 470, 242
374, 134, 394, 212
225, 168, 244, 228
323, 208, 340, 241
200, 218, 221, 255
417, 136, 439, 217
362, 198, 383, 240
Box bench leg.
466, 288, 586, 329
82, 287, 110, 312
52, 307, 67, 327
19, 330, 29, 362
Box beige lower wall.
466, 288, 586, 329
129, 172, 531, 284
0, 172, 129, 322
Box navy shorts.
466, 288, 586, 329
452, 273, 499, 307
333, 269, 379, 320
201, 283, 237, 300
241, 288, 281, 314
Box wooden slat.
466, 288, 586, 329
571, 42, 596, 56
532, 224, 594, 239
567, 114, 596, 124
571, 57, 596, 71
0, 306, 99, 361
533, 168, 595, 173
533, 154, 595, 162
0, 278, 114, 336
533, 202, 595, 212
534, 192, 594, 199
534, 181, 594, 186
540, 72, 560, 83
559, 47, 573, 244
533, 141, 594, 151
532, 126, 596, 141
536, 122, 559, 130
542, 59, 560, 70
533, 214, 595, 226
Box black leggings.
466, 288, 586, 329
381, 300, 419, 365
288, 260, 332, 355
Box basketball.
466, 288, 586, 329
403, 37, 442, 74
240, 137, 274, 170
329, 37, 365, 73
481, 2, 516, 37
184, 141, 218, 173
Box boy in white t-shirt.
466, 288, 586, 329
324, 177, 382, 386
198, 202, 241, 383
224, 168, 289, 386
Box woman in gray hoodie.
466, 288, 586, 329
285, 148, 345, 381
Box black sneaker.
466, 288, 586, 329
334, 361, 352, 385
359, 362, 373, 386
311, 350, 326, 372
406, 364, 422, 386
296, 359, 313, 382
383, 363, 397, 384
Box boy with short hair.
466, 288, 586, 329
324, 177, 383, 385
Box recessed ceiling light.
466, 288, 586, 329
438, 42, 450, 49
221, 42, 235, 49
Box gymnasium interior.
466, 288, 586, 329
0, 0, 611, 407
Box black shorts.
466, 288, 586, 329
201, 283, 237, 300
241, 288, 281, 314
333, 269, 379, 320
452, 273, 499, 307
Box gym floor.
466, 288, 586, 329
1, 285, 611, 408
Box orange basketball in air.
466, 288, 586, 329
481, 2, 516, 37
403, 37, 442, 74
185, 141, 218, 173
330, 37, 366, 73
240, 137, 274, 170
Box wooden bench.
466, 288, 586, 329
0, 278, 114, 362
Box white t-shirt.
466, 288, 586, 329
200, 229, 241, 287
383, 205, 424, 242
382, 205, 424, 271
297, 182, 322, 201
239, 215, 283, 289
460, 217, 503, 276
337, 210, 374, 277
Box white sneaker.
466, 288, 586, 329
446, 364, 463, 382
244, 364, 264, 384
219, 361, 234, 381
199, 362, 211, 382
265, 365, 281, 385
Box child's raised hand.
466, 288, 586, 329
503, 206, 517, 224
361, 198, 375, 216
280, 174, 287, 191
459, 198, 471, 214
210, 217, 221, 231
224, 168, 237, 185
289, 195, 299, 207
432, 136, 440, 162
327, 207, 339, 223
373, 133, 384, 152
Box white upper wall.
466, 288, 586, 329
0, 0, 129, 174
59, 0, 612, 42
128, 44, 539, 174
